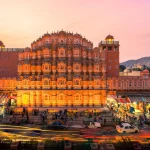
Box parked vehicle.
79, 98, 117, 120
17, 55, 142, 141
69, 124, 85, 129
47, 122, 68, 130
88, 122, 101, 129
116, 123, 139, 133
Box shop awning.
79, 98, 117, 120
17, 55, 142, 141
10, 96, 16, 99
107, 95, 117, 99
128, 96, 150, 103
116, 98, 131, 103
0, 93, 9, 99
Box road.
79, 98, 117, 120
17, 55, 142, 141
0, 124, 150, 143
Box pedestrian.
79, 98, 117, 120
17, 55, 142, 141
70, 115, 73, 122
26, 112, 29, 123
112, 116, 115, 122
104, 118, 106, 125
42, 114, 45, 123
94, 117, 96, 122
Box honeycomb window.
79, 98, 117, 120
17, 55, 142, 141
45, 65, 48, 70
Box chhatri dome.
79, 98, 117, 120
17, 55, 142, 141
0, 40, 5, 48
105, 34, 114, 40
143, 69, 149, 74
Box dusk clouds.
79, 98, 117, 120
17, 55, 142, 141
0, 0, 150, 62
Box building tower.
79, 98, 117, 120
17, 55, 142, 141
99, 35, 119, 78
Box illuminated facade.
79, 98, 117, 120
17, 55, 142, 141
0, 78, 17, 91
0, 31, 150, 108
17, 31, 115, 108
1, 32, 150, 109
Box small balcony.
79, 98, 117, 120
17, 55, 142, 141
99, 41, 119, 46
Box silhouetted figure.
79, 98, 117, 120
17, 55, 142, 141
26, 112, 29, 123
23, 107, 26, 113
42, 114, 45, 123
104, 118, 106, 125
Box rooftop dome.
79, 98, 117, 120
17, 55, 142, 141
105, 34, 114, 40
74, 33, 81, 37
24, 47, 31, 52
143, 69, 149, 73
59, 30, 66, 35
0, 40, 5, 47
43, 32, 50, 37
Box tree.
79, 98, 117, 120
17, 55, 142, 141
119, 65, 126, 72
143, 65, 148, 70
132, 68, 142, 71
147, 67, 150, 72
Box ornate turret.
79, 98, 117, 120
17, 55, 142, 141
0, 40, 5, 48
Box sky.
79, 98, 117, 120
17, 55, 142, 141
0, 0, 150, 62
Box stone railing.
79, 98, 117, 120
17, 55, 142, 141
0, 48, 24, 52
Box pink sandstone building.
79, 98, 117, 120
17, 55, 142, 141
0, 31, 150, 111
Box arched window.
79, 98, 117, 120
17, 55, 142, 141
76, 65, 79, 70
45, 95, 48, 101
74, 94, 81, 101
76, 80, 79, 85
60, 65, 64, 69
113, 82, 116, 87
60, 80, 64, 85
139, 82, 142, 86
44, 80, 49, 85
45, 65, 48, 70
60, 95, 63, 100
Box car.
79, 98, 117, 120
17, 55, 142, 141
47, 122, 68, 130
116, 123, 139, 133
26, 130, 41, 136
88, 122, 101, 129
32, 130, 41, 135
69, 124, 85, 129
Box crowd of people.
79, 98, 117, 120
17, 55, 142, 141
110, 105, 150, 126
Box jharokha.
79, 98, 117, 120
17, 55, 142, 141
17, 31, 117, 108
0, 31, 150, 111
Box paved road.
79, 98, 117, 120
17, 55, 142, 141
0, 124, 150, 143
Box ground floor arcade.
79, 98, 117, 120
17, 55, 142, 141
17, 90, 107, 108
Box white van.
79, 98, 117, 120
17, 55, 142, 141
88, 122, 101, 129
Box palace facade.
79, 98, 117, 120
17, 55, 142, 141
17, 31, 116, 108
0, 31, 150, 110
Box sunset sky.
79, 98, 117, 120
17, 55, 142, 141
0, 0, 150, 62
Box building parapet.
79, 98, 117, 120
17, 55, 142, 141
99, 41, 119, 46
0, 48, 24, 52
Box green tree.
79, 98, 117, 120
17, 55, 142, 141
132, 68, 142, 71
147, 67, 150, 72
120, 65, 126, 72
143, 65, 148, 70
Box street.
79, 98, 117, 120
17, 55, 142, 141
0, 124, 150, 143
